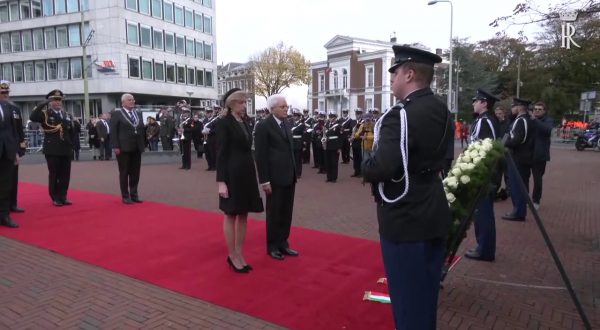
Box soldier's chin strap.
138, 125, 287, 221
373, 102, 409, 203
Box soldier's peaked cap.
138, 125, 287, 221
472, 89, 500, 104
46, 89, 64, 99
388, 45, 442, 73
512, 98, 531, 107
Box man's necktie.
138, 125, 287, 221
127, 111, 137, 125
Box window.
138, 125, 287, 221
174, 5, 183, 25
80, 0, 88, 10
140, 25, 151, 47
333, 70, 338, 90
187, 67, 194, 85
142, 59, 152, 79
0, 34, 10, 53
127, 22, 139, 45
0, 4, 9, 23
32, 0, 42, 17
185, 37, 194, 57
57, 58, 69, 79
20, 0, 31, 19
166, 63, 175, 82
24, 62, 34, 81
203, 42, 212, 61
151, 0, 161, 18
33, 29, 44, 50
154, 61, 164, 81
44, 27, 56, 48
11, 32, 21, 52
9, 2, 19, 21
35, 61, 45, 81
68, 24, 81, 46
126, 0, 137, 11
202, 0, 211, 8
66, 0, 78, 12
71, 57, 82, 79
240, 80, 245, 91
22, 30, 33, 51
152, 28, 163, 50
195, 40, 203, 59
47, 60, 57, 80
184, 8, 193, 28
56, 26, 68, 48
13, 63, 24, 82
176, 64, 185, 83
366, 98, 373, 110
194, 12, 202, 30
163, 0, 173, 22
128, 56, 140, 78
318, 72, 324, 92
196, 68, 204, 85
203, 15, 212, 34
342, 69, 348, 89
2, 64, 12, 82
175, 35, 184, 55
366, 65, 374, 88
42, 0, 53, 15
139, 0, 150, 15
54, 0, 66, 14
164, 32, 174, 52
205, 70, 213, 87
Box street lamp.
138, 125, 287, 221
428, 0, 454, 120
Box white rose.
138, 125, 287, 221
447, 177, 458, 189
473, 157, 482, 164
470, 150, 479, 159
462, 155, 472, 163
466, 163, 476, 170
459, 163, 470, 171
446, 192, 456, 203
460, 175, 470, 184
451, 167, 462, 177
478, 149, 487, 157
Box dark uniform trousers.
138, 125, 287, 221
45, 155, 71, 201
311, 139, 323, 169
10, 165, 18, 208
531, 160, 546, 204
351, 140, 362, 175
266, 183, 295, 252
302, 137, 311, 163
293, 146, 303, 177
341, 135, 350, 163
205, 136, 217, 170
324, 148, 339, 181
508, 161, 531, 217
473, 192, 496, 259
0, 158, 14, 218
380, 237, 445, 330
116, 151, 141, 199
181, 139, 192, 168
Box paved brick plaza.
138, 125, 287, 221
1, 143, 598, 329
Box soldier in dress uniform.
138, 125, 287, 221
158, 106, 175, 151
29, 89, 77, 206
178, 109, 193, 169
301, 109, 314, 164
202, 106, 220, 171
191, 113, 204, 159
0, 81, 25, 213
362, 45, 452, 329
290, 109, 305, 178
350, 108, 364, 177
339, 109, 354, 164
323, 110, 341, 182
0, 82, 21, 228
312, 111, 326, 173
502, 98, 535, 221
464, 89, 501, 262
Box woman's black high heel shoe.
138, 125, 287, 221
227, 257, 249, 273
243, 264, 253, 271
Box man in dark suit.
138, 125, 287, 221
531, 101, 553, 210
0, 92, 20, 228
30, 89, 76, 207
95, 113, 111, 160
0, 81, 25, 213
110, 93, 145, 204
254, 94, 299, 260
362, 46, 452, 330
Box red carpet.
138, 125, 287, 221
1, 183, 392, 329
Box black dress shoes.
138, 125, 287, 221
280, 247, 299, 257
464, 249, 494, 262
61, 199, 72, 206
122, 198, 134, 205
501, 213, 525, 221
1, 216, 19, 228
10, 206, 25, 213
52, 200, 64, 207
131, 197, 143, 203
268, 250, 284, 260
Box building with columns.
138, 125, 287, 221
0, 0, 217, 122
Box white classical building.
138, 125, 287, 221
0, 0, 217, 121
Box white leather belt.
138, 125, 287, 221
293, 135, 302, 139
327, 136, 338, 140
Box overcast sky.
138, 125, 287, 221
215, 0, 552, 108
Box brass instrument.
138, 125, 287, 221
321, 124, 328, 149
179, 117, 190, 140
